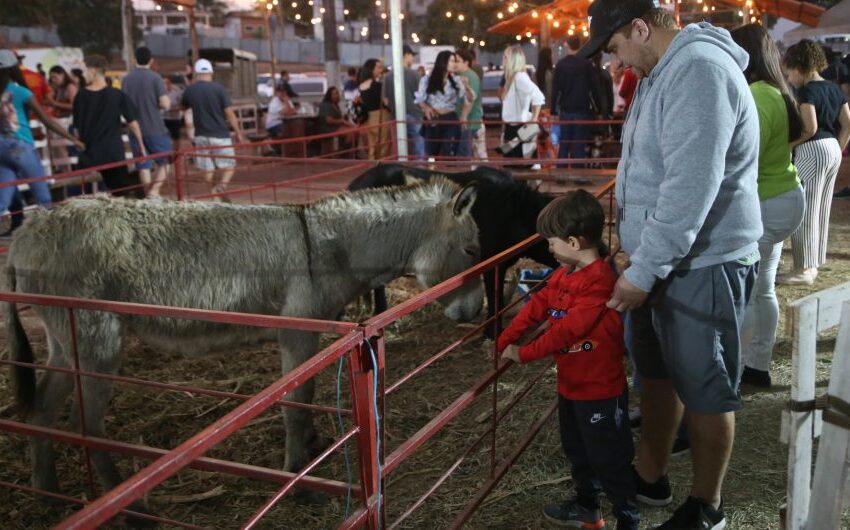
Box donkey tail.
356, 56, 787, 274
6, 266, 36, 412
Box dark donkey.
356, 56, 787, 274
349, 163, 558, 338
6, 179, 482, 514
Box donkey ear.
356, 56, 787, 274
403, 173, 422, 186
452, 182, 478, 217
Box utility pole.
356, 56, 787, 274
323, 0, 340, 88
121, 0, 134, 71
166, 0, 200, 64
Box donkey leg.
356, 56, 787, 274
74, 314, 153, 524
30, 335, 75, 495
279, 328, 320, 474
373, 286, 388, 315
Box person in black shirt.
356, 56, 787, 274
778, 40, 850, 285
358, 58, 390, 160
73, 54, 145, 197
551, 36, 605, 167
276, 70, 298, 99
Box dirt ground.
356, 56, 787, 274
1, 165, 849, 529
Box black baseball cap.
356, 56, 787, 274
577, 0, 659, 59
402, 44, 417, 56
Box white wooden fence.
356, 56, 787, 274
782, 281, 850, 530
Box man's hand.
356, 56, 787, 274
500, 344, 521, 364
74, 140, 86, 151
607, 275, 649, 312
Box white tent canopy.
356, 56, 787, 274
783, 0, 850, 45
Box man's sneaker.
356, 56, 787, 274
655, 496, 726, 530
633, 466, 673, 506
542, 499, 605, 529
671, 436, 691, 458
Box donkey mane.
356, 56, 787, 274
312, 176, 459, 215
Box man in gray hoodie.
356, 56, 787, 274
579, 2, 761, 529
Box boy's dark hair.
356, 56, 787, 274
85, 54, 108, 73
456, 48, 475, 64
537, 190, 608, 256
135, 46, 152, 66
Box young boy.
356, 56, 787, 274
498, 190, 639, 530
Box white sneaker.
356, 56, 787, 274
776, 268, 817, 286
530, 163, 542, 171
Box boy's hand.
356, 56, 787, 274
501, 344, 521, 364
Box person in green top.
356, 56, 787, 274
730, 24, 806, 388
455, 49, 486, 160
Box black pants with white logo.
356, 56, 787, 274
558, 391, 639, 529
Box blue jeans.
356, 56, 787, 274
558, 112, 592, 167
406, 114, 425, 158
0, 138, 51, 212
456, 128, 474, 158
423, 112, 461, 158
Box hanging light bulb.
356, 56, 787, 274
553, 20, 560, 28
497, 12, 503, 19
479, 40, 485, 47
458, 14, 465, 21
462, 35, 468, 42
515, 35, 522, 40
338, 24, 345, 30
400, 13, 404, 19
383, 33, 389, 39
525, 31, 532, 37
567, 28, 574, 35
343, 8, 349, 14
319, 7, 325, 13
546, 13, 553, 20
380, 12, 386, 19
295, 13, 301, 19
431, 38, 437, 44
291, 1, 297, 7
531, 10, 538, 18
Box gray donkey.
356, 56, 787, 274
6, 178, 482, 505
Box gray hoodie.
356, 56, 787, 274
616, 23, 762, 292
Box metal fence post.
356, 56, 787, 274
173, 151, 185, 201
348, 339, 383, 528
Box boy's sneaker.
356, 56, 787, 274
654, 496, 726, 530
633, 466, 673, 506
542, 500, 605, 528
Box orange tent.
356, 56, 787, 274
488, 0, 826, 38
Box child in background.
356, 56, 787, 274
498, 190, 638, 530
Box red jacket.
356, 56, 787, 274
496, 259, 626, 400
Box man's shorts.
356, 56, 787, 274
629, 259, 758, 414
130, 133, 173, 170
192, 136, 236, 171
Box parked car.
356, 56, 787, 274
481, 71, 503, 123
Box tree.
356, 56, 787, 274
51, 0, 127, 56
0, 0, 54, 26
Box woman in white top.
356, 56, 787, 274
415, 50, 472, 157
501, 45, 545, 160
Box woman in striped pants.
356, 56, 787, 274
779, 40, 850, 286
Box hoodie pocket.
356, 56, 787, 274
618, 203, 653, 255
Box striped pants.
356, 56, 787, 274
791, 138, 842, 269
